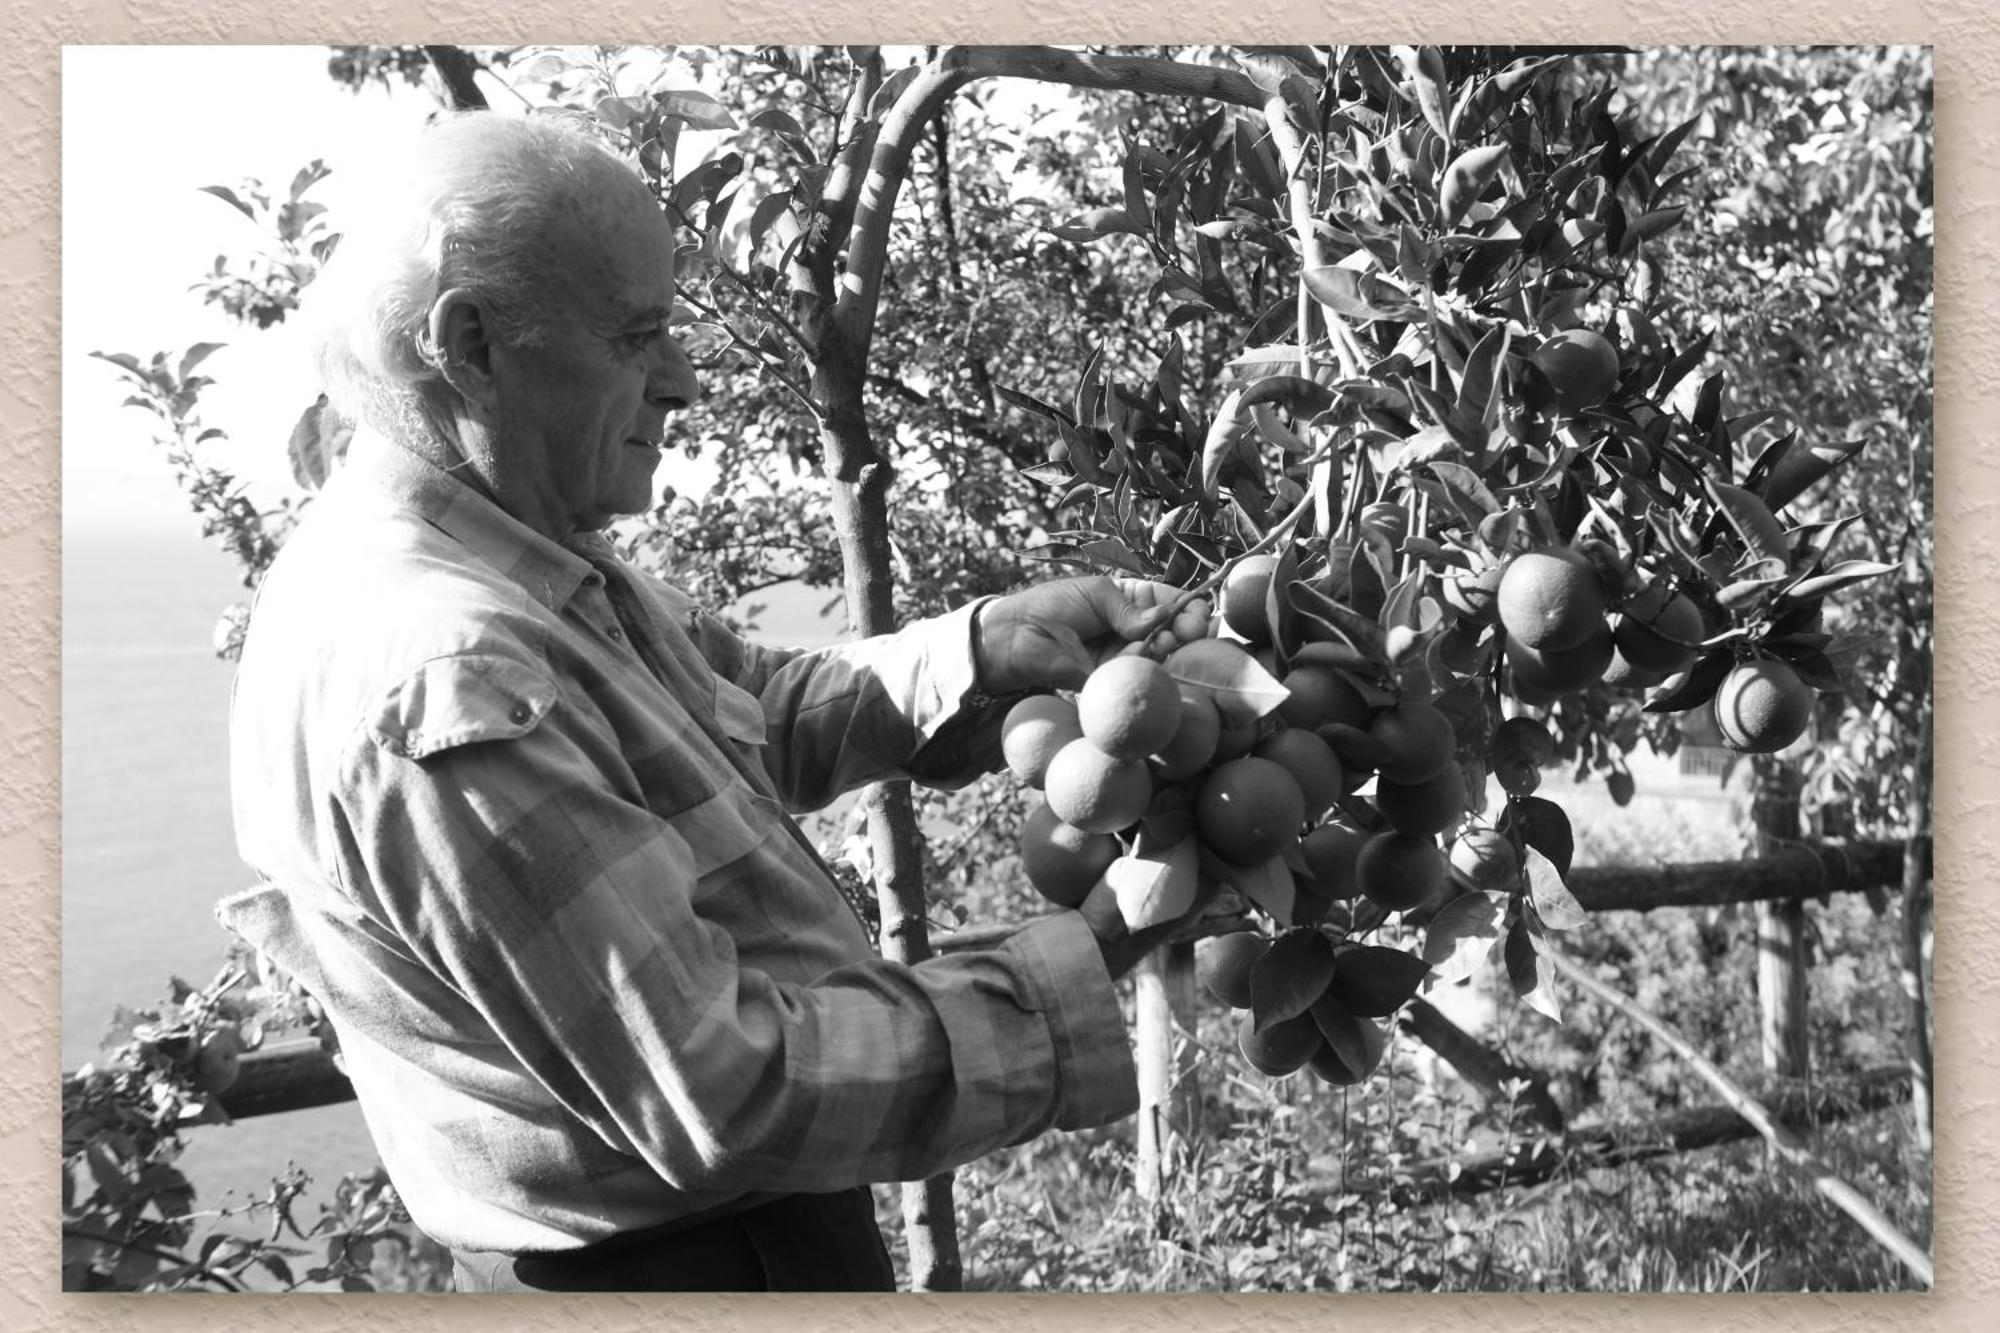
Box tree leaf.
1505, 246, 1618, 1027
198, 184, 256, 221
1302, 265, 1421, 322
1213, 851, 1298, 926
1309, 991, 1390, 1081
1521, 844, 1587, 930
1287, 581, 1389, 662
1165, 639, 1290, 719
1438, 144, 1510, 227
1758, 437, 1867, 513
1422, 889, 1507, 984
1643, 649, 1734, 714
1505, 916, 1562, 1023
285, 394, 354, 493
1326, 944, 1431, 1017
654, 88, 740, 130
869, 64, 920, 121
177, 342, 226, 383
1250, 928, 1337, 1031
1503, 796, 1573, 879
1654, 328, 1712, 400
748, 106, 809, 141
1783, 560, 1900, 602
1428, 460, 1501, 523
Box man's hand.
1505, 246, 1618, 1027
974, 576, 1197, 695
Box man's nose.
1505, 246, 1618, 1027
649, 338, 700, 411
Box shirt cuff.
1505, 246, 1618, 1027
998, 912, 1139, 1132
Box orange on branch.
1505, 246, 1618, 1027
1018, 800, 1120, 908
1713, 658, 1814, 754
1043, 738, 1153, 835
1354, 831, 1446, 913
1077, 655, 1183, 761
1497, 546, 1608, 651
1196, 756, 1306, 865
1001, 694, 1083, 789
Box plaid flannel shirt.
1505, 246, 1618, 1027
218, 434, 1136, 1254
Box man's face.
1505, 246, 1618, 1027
483, 163, 700, 539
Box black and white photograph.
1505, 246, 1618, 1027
60, 43, 1934, 1293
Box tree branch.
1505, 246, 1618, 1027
422, 46, 489, 111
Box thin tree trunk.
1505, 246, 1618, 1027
1132, 941, 1200, 1200
1751, 758, 1810, 1080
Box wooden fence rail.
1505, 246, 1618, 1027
1295, 1066, 1913, 1213
110, 837, 1915, 1127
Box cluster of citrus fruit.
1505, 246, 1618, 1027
1003, 620, 1471, 930
1486, 542, 1813, 753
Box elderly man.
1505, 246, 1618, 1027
218, 111, 1197, 1292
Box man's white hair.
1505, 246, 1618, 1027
306, 111, 633, 447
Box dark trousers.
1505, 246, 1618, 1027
450, 1187, 897, 1292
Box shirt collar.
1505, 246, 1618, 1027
337, 429, 603, 612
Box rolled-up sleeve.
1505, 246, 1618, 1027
326, 671, 1136, 1199
690, 599, 1019, 810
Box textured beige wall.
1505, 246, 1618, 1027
9, 7, 1985, 1329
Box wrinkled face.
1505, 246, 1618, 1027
484, 162, 700, 539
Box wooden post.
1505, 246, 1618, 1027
1750, 758, 1810, 1079
1132, 940, 1200, 1200
1902, 709, 1934, 1153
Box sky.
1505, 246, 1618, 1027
62, 46, 442, 533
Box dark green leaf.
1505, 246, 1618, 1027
1643, 650, 1734, 714
1250, 928, 1338, 1032
1503, 796, 1573, 879
1302, 265, 1421, 322
1327, 944, 1430, 1016
1422, 889, 1507, 984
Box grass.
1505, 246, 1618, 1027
881, 791, 1932, 1293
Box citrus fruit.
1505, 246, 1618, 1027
1196, 756, 1306, 865
1019, 799, 1120, 907
1372, 763, 1467, 837
1713, 658, 1814, 754
1531, 328, 1620, 413
1505, 624, 1614, 696
1497, 546, 1608, 651
1302, 822, 1370, 899
1043, 738, 1153, 835
1221, 552, 1280, 645
1001, 694, 1084, 788
1368, 700, 1457, 784
1252, 727, 1345, 820
1197, 932, 1267, 1009
1615, 588, 1704, 675
1354, 831, 1446, 913
1210, 711, 1263, 763
1449, 827, 1520, 891
1601, 642, 1667, 691
1077, 655, 1183, 761
1150, 690, 1221, 780
1237, 1009, 1324, 1078
1277, 664, 1371, 730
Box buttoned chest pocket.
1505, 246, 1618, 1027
367, 654, 557, 760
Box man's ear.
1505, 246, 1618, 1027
427, 289, 498, 405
